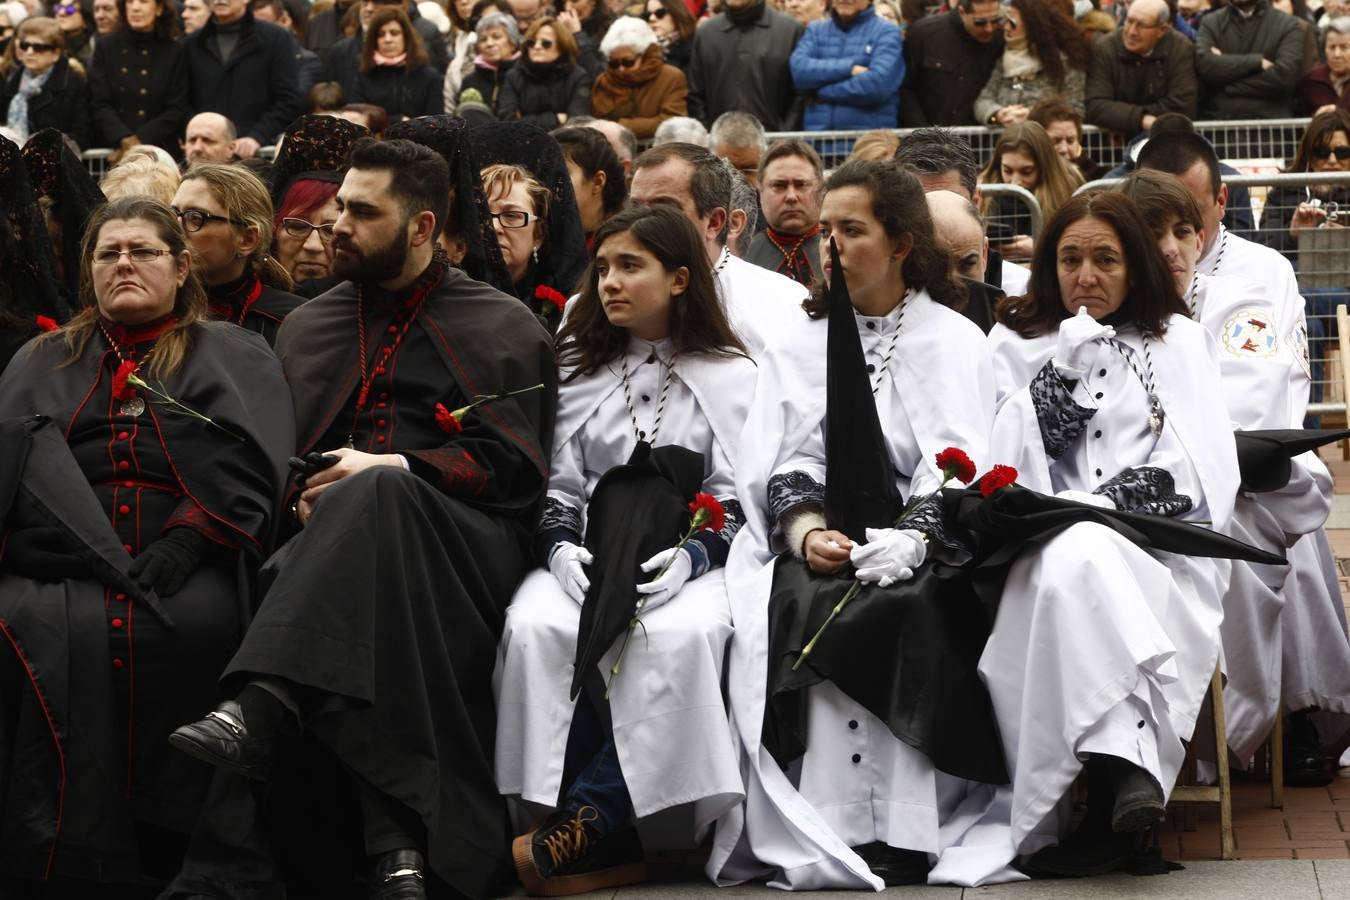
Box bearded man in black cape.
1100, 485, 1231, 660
166, 138, 557, 900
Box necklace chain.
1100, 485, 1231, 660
1205, 230, 1228, 278
1104, 336, 1165, 435
619, 351, 675, 444
867, 289, 911, 395
712, 246, 731, 277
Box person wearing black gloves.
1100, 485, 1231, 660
0, 196, 294, 896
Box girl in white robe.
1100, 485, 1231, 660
984, 190, 1242, 876
711, 161, 1022, 891
494, 205, 752, 896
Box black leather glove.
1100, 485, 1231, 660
128, 528, 209, 596
288, 452, 339, 489
1, 526, 92, 582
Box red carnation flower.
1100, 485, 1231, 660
34, 315, 58, 333
935, 447, 977, 485
687, 492, 726, 533
111, 360, 138, 401
434, 402, 463, 435
535, 284, 568, 312
979, 465, 1018, 497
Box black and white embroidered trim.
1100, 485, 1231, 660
1092, 466, 1194, 517
1031, 360, 1097, 460
768, 470, 826, 523
717, 498, 746, 544
539, 496, 582, 536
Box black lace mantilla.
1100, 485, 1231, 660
768, 470, 826, 524
1031, 361, 1097, 460
1093, 466, 1194, 517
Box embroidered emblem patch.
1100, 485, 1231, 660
1222, 309, 1279, 359
1289, 320, 1310, 375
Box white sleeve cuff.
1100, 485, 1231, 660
783, 509, 828, 560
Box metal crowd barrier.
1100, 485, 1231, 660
762, 118, 1313, 172
80, 144, 277, 178
1076, 171, 1350, 418
979, 182, 1042, 246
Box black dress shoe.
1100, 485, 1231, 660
850, 842, 930, 886
371, 849, 426, 900
168, 699, 276, 780
1111, 766, 1166, 833
1284, 710, 1336, 787
1021, 824, 1143, 878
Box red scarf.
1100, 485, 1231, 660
764, 223, 821, 287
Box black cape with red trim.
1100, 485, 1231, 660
170, 267, 556, 900
0, 323, 293, 885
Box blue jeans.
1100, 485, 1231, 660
561, 696, 632, 836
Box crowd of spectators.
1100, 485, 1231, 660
3, 0, 1349, 167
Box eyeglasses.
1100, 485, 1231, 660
968, 14, 1006, 26
489, 210, 539, 229
1311, 146, 1350, 160
92, 247, 173, 265
54, 3, 78, 14
281, 217, 337, 242
525, 37, 555, 50
647, 7, 669, 19
17, 41, 57, 52
173, 207, 246, 232
0, 27, 14, 36
607, 55, 640, 69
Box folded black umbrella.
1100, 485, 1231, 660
1233, 428, 1350, 493
570, 442, 705, 700
949, 482, 1286, 620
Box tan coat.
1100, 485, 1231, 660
590, 44, 687, 139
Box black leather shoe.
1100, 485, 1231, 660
1111, 766, 1166, 833
1284, 710, 1336, 787
371, 849, 426, 900
851, 842, 930, 886
1021, 824, 1143, 878
168, 700, 275, 780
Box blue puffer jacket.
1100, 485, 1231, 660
790, 7, 904, 131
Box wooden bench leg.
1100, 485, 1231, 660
1211, 666, 1234, 860
1271, 712, 1284, 810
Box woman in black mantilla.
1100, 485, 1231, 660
173, 163, 305, 346
474, 120, 589, 321
0, 196, 293, 896
268, 112, 371, 299
22, 127, 106, 304
385, 112, 513, 293
0, 133, 71, 369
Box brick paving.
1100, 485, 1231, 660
1159, 446, 1350, 861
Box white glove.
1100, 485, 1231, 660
1053, 306, 1115, 381
848, 527, 926, 588
635, 546, 693, 613
548, 542, 593, 606
1055, 489, 1116, 510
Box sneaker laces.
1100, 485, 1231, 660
542, 806, 600, 870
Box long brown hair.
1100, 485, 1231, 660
180, 163, 294, 290
41, 197, 208, 380
979, 121, 1083, 223
996, 191, 1185, 339
360, 7, 429, 74
1010, 0, 1090, 85
556, 204, 746, 378
804, 160, 965, 319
